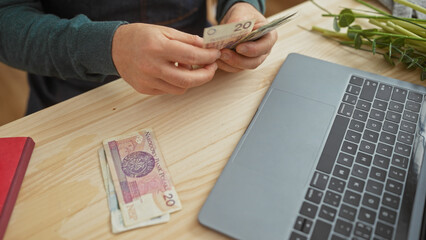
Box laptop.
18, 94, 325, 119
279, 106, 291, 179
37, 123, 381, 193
198, 53, 426, 240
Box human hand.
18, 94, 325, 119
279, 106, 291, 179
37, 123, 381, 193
218, 2, 278, 72
112, 23, 221, 95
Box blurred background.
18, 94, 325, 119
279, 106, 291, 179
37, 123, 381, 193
0, 0, 305, 126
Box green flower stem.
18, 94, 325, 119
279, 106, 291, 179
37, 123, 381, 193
322, 14, 426, 22
369, 19, 396, 32
387, 21, 422, 38
348, 29, 426, 42
394, 0, 426, 15
311, 26, 350, 39
388, 20, 426, 37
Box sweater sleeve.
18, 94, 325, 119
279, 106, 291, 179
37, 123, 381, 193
216, 0, 266, 23
0, 0, 127, 82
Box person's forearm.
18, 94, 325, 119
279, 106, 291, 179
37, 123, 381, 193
216, 0, 265, 23
0, 0, 126, 82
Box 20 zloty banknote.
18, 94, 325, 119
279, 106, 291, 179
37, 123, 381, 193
102, 129, 182, 229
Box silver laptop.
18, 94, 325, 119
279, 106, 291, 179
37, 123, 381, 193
199, 53, 426, 240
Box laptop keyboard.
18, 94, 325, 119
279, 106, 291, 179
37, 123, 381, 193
290, 75, 424, 240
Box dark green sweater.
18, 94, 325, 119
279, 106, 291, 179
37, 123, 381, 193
0, 0, 265, 113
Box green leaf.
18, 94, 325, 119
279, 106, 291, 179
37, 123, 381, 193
333, 17, 341, 32
339, 13, 355, 27
354, 34, 362, 49
347, 25, 361, 40
372, 39, 377, 54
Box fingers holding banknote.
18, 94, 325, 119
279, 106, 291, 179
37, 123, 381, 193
218, 2, 277, 72
112, 23, 221, 95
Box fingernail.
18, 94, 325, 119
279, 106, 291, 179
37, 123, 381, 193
221, 52, 230, 61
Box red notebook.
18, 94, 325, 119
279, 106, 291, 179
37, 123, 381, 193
0, 137, 35, 239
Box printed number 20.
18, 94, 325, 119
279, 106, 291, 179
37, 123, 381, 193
234, 21, 252, 32
163, 193, 176, 206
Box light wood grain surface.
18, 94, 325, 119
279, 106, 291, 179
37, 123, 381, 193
0, 0, 423, 239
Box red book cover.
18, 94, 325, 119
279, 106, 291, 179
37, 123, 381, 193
0, 137, 35, 239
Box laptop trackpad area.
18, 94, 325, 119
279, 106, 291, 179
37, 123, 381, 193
229, 89, 336, 238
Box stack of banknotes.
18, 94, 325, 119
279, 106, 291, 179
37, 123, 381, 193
203, 12, 297, 50
99, 129, 182, 233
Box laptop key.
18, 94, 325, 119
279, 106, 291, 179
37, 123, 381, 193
333, 164, 350, 180
310, 171, 329, 190
392, 154, 409, 169
337, 153, 354, 167
347, 84, 361, 95
372, 99, 388, 111
323, 190, 342, 207
348, 176, 365, 193
330, 235, 345, 240
370, 109, 385, 121
391, 87, 407, 103
354, 109, 368, 122
379, 131, 396, 145
388, 101, 404, 113
360, 80, 378, 101
319, 204, 337, 222
405, 100, 421, 112
341, 141, 358, 155
407, 91, 423, 102
358, 207, 376, 225
334, 218, 353, 237
366, 179, 384, 196
403, 110, 419, 123
397, 131, 414, 145
366, 119, 382, 132
359, 141, 375, 155
376, 83, 392, 101
343, 190, 361, 207
289, 231, 307, 240
316, 115, 349, 174
376, 142, 393, 157
356, 99, 371, 111
339, 204, 357, 221
305, 188, 323, 204
373, 154, 390, 169
350, 76, 364, 86
354, 222, 373, 239
299, 201, 318, 219
355, 152, 372, 167
386, 179, 403, 195
338, 103, 354, 117
382, 192, 400, 209
370, 166, 387, 182
294, 216, 313, 234
388, 166, 406, 182
375, 221, 394, 239
362, 129, 379, 143
311, 220, 331, 240
385, 111, 402, 123
400, 120, 416, 134
343, 93, 358, 105
328, 177, 346, 193
351, 164, 369, 179
395, 142, 411, 157
383, 121, 398, 134
362, 192, 380, 209
379, 206, 397, 224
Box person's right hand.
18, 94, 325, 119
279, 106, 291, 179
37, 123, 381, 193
112, 23, 221, 95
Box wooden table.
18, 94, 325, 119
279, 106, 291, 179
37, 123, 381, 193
1, 0, 423, 239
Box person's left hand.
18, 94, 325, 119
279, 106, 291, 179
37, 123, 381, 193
218, 2, 278, 72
